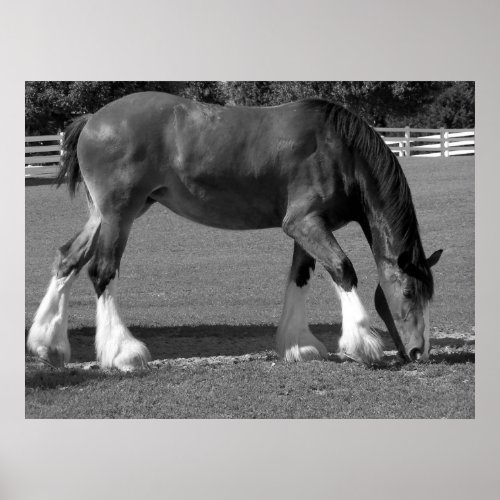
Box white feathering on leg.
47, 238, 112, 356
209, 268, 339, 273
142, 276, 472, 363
332, 282, 383, 363
27, 272, 75, 366
277, 280, 328, 361
95, 278, 151, 371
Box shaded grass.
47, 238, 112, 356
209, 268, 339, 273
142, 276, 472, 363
24, 323, 472, 364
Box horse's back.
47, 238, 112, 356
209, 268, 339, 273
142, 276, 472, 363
75, 92, 338, 229
82, 91, 332, 146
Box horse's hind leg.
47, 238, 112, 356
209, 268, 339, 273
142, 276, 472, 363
88, 213, 151, 371
277, 242, 328, 361
27, 214, 101, 367
283, 213, 383, 364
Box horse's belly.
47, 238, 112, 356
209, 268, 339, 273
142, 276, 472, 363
152, 183, 283, 230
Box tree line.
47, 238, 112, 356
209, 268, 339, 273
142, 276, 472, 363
25, 81, 474, 135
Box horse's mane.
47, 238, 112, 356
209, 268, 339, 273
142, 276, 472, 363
326, 103, 434, 300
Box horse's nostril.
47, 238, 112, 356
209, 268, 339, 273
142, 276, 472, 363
409, 348, 422, 361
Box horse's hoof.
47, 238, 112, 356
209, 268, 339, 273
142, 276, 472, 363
113, 356, 150, 372
339, 350, 373, 364
298, 345, 327, 361
338, 351, 357, 362
35, 346, 66, 368
280, 341, 328, 362
340, 350, 385, 366
100, 340, 152, 372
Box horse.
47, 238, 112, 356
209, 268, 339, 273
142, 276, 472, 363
27, 92, 442, 371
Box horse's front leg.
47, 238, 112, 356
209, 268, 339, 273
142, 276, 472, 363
277, 242, 328, 361
282, 212, 383, 364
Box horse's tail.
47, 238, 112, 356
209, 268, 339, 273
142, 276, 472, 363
56, 114, 92, 197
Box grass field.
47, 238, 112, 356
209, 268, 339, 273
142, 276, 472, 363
25, 157, 475, 418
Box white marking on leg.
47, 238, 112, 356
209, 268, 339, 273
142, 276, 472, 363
277, 279, 327, 361
27, 271, 76, 366
332, 282, 383, 363
96, 278, 151, 371
422, 303, 430, 361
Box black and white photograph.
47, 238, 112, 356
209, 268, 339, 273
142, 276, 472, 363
3, 0, 499, 499
25, 81, 474, 418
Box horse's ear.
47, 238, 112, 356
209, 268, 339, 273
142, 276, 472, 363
398, 251, 427, 281
397, 251, 412, 272
426, 249, 443, 268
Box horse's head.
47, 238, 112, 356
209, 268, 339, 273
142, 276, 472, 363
375, 249, 443, 362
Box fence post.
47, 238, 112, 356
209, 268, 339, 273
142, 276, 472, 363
405, 126, 411, 157
440, 128, 446, 157
59, 131, 64, 161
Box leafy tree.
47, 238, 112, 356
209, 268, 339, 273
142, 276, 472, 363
386, 82, 475, 128
178, 82, 225, 104
179, 82, 273, 106
335, 81, 444, 127
25, 82, 72, 134
230, 81, 445, 126
424, 82, 474, 128
25, 81, 474, 134
25, 81, 185, 134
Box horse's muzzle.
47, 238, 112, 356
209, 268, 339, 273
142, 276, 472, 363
409, 347, 422, 361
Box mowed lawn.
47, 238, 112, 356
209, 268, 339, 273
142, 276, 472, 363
25, 157, 474, 418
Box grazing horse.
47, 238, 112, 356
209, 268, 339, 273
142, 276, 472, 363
27, 92, 442, 371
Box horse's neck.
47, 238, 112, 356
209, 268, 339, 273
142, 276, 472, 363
351, 151, 418, 266
358, 182, 419, 272
361, 209, 399, 266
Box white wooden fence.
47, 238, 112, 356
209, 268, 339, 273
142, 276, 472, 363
25, 127, 475, 177
25, 133, 63, 177
375, 127, 475, 157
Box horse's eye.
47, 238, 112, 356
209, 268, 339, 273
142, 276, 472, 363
403, 288, 414, 298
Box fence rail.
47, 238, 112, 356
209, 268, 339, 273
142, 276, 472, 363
25, 133, 63, 176
374, 127, 475, 157
25, 127, 475, 177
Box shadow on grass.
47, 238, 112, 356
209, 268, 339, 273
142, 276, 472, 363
25, 323, 347, 363
25, 364, 152, 390
24, 324, 475, 364
25, 323, 474, 390
26, 366, 104, 389
431, 337, 475, 347
25, 177, 58, 187
430, 351, 475, 364
373, 350, 475, 372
